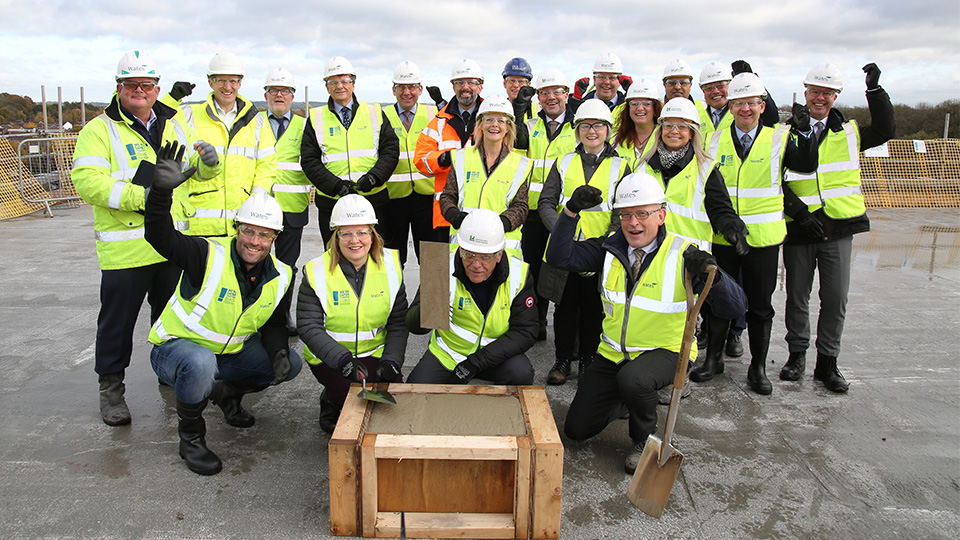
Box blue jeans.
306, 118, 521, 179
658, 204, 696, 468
150, 335, 302, 404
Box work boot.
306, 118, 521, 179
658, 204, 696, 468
658, 375, 692, 405
780, 352, 806, 381
725, 332, 744, 357
578, 353, 594, 379
746, 321, 773, 395
624, 439, 646, 474
98, 372, 131, 426
319, 391, 342, 434
177, 399, 222, 476
210, 379, 263, 428
690, 315, 728, 382
814, 354, 849, 393
546, 357, 571, 385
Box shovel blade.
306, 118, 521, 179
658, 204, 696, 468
357, 388, 397, 405
626, 435, 684, 518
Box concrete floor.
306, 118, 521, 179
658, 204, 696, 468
0, 205, 957, 540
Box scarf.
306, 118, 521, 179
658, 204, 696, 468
657, 141, 688, 170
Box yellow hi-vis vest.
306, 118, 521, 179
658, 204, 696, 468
181, 94, 277, 237
72, 103, 204, 270
301, 248, 403, 365
644, 158, 715, 251
698, 103, 733, 139
264, 112, 313, 214
784, 121, 866, 220
525, 117, 577, 210
384, 104, 438, 198
555, 152, 627, 240
429, 254, 528, 370
598, 233, 698, 363
309, 102, 384, 199
615, 134, 657, 172
707, 126, 788, 248
450, 148, 532, 258
148, 237, 292, 354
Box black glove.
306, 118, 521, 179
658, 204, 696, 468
338, 353, 367, 383
447, 209, 468, 229
619, 75, 633, 93
731, 60, 753, 76
377, 360, 402, 383
566, 185, 603, 213
356, 174, 377, 193
427, 86, 444, 106
170, 81, 195, 101
437, 149, 453, 168
336, 180, 357, 197
454, 358, 480, 381
724, 228, 750, 256
270, 348, 291, 385
790, 103, 812, 133
573, 77, 590, 99
863, 63, 881, 90
795, 210, 825, 239
566, 96, 584, 115
682, 245, 721, 284
499, 214, 512, 233
512, 85, 536, 119
194, 140, 219, 166
516, 85, 536, 103
153, 141, 197, 190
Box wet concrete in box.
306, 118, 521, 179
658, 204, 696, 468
366, 393, 527, 436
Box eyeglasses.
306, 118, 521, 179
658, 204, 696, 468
504, 77, 529, 86
337, 229, 372, 241
212, 78, 242, 87
594, 74, 620, 82
729, 98, 763, 109
266, 88, 294, 96
620, 208, 663, 222
538, 88, 567, 97
119, 81, 157, 92
664, 79, 692, 87
238, 225, 277, 241
461, 249, 499, 262
661, 122, 691, 133
578, 121, 608, 132
452, 79, 481, 88
393, 83, 422, 92
326, 77, 355, 89
628, 99, 654, 109
481, 116, 510, 126
701, 81, 728, 93
806, 88, 838, 98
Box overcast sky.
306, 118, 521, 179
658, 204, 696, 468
2, 0, 958, 110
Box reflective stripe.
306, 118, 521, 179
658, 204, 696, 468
256, 145, 276, 159
398, 150, 415, 160
531, 158, 556, 169
182, 104, 195, 129
325, 149, 378, 161
272, 183, 312, 193
739, 210, 784, 225
95, 227, 144, 242
727, 185, 782, 198
277, 161, 302, 171
504, 238, 522, 252
73, 155, 110, 168
328, 328, 385, 342
389, 171, 430, 183
368, 105, 381, 151
666, 201, 710, 224
104, 117, 135, 183
529, 182, 543, 193
175, 220, 190, 231
193, 208, 238, 219
107, 180, 126, 210
169, 243, 231, 343
225, 146, 258, 159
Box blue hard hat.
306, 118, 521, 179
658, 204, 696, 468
502, 57, 533, 80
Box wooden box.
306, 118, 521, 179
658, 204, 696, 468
329, 384, 563, 539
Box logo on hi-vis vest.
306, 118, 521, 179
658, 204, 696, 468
719, 154, 734, 166
217, 288, 237, 304
458, 297, 472, 310
333, 289, 351, 306
370, 290, 385, 298
125, 142, 149, 162
328, 126, 342, 137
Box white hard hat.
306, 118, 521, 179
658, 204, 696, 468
324, 56, 356, 80
625, 78, 661, 102
264, 67, 295, 89
615, 172, 666, 209
727, 73, 766, 100
392, 61, 422, 85
477, 95, 513, 120
116, 50, 160, 81
804, 62, 843, 92
236, 193, 283, 231
330, 194, 378, 228
699, 61, 731, 86
457, 209, 505, 254
450, 59, 483, 83
207, 52, 245, 77
535, 68, 568, 91
574, 99, 614, 126
659, 98, 700, 126
662, 59, 694, 80
593, 52, 623, 74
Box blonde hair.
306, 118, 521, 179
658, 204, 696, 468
638, 121, 714, 171
473, 113, 516, 152
326, 226, 385, 273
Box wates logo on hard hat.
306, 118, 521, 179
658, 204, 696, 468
468, 235, 489, 245
598, 62, 616, 70
249, 211, 270, 220
813, 75, 833, 83
346, 211, 363, 218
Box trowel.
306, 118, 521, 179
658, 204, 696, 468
357, 371, 396, 405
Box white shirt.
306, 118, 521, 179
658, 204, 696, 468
628, 238, 659, 269
214, 100, 238, 130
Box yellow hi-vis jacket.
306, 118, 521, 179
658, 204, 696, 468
301, 249, 403, 364
615, 134, 657, 172
383, 104, 438, 198
72, 95, 221, 270
554, 152, 627, 240
784, 121, 866, 220
644, 158, 715, 251
525, 117, 576, 210
707, 125, 789, 248
148, 237, 292, 354
598, 232, 698, 363
698, 103, 733, 139
309, 101, 384, 198
429, 253, 529, 370
180, 94, 277, 236
262, 112, 313, 214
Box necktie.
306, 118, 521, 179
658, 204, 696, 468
814, 121, 824, 140
631, 249, 645, 280
274, 116, 287, 139
401, 110, 413, 131
741, 133, 753, 154
547, 120, 560, 136
462, 110, 471, 126
712, 109, 723, 128
341, 107, 352, 128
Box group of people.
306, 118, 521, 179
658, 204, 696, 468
72, 49, 894, 476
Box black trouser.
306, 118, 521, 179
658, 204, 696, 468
95, 262, 180, 375
553, 272, 603, 360
407, 349, 534, 385
564, 348, 678, 443
521, 215, 550, 324
379, 193, 436, 266
713, 244, 780, 327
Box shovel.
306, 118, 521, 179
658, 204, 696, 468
357, 371, 397, 405
627, 264, 717, 518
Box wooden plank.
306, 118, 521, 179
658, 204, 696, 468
418, 241, 450, 330
331, 386, 370, 443
376, 459, 516, 514
376, 512, 515, 539
518, 387, 562, 449
328, 440, 360, 536
384, 383, 517, 397
374, 434, 519, 460
520, 387, 563, 539
514, 437, 532, 539
360, 434, 379, 537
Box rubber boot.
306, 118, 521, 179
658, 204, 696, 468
746, 320, 773, 395
319, 390, 342, 434
99, 372, 131, 426
177, 399, 222, 476
814, 354, 849, 393
780, 351, 806, 381
690, 315, 728, 383
725, 332, 744, 357
546, 357, 571, 386
210, 378, 264, 428
577, 353, 594, 380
